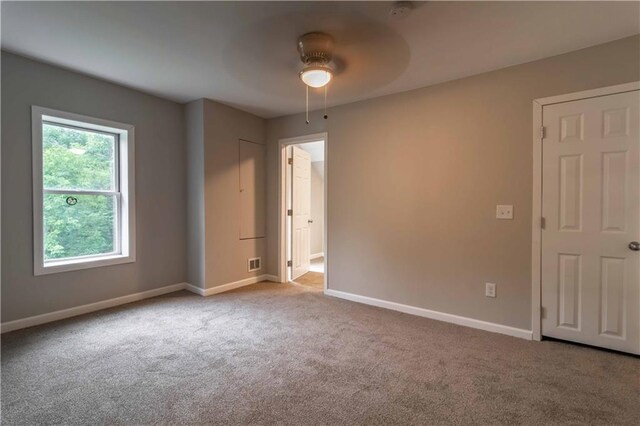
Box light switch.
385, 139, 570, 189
496, 205, 513, 220
485, 283, 496, 298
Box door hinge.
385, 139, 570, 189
541, 216, 546, 229
540, 126, 546, 139
287, 209, 293, 216
540, 306, 546, 319
288, 158, 293, 165
287, 260, 292, 267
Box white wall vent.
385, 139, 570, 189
248, 257, 261, 272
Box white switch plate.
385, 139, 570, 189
485, 282, 496, 298
496, 205, 513, 219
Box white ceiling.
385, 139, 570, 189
2, 1, 638, 118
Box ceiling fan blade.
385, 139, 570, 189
329, 56, 347, 75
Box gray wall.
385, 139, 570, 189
186, 100, 205, 289
204, 99, 267, 287
266, 35, 640, 330
186, 99, 267, 289
1, 52, 187, 322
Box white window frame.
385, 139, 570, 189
32, 106, 136, 275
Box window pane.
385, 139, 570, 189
43, 123, 116, 191
43, 194, 117, 260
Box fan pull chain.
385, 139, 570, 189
324, 85, 328, 119
305, 85, 310, 124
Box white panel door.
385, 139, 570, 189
541, 90, 639, 354
291, 146, 311, 280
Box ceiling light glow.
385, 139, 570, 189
300, 66, 332, 88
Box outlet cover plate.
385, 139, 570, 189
485, 282, 496, 298
496, 205, 513, 220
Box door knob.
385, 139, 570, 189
308, 219, 314, 224
629, 241, 640, 251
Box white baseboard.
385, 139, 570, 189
185, 274, 277, 297
183, 283, 206, 296
310, 252, 324, 260
324, 289, 533, 340
1, 282, 187, 334
264, 274, 280, 282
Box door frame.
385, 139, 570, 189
531, 81, 640, 341
278, 132, 328, 291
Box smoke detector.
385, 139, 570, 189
389, 1, 413, 19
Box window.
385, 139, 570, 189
32, 106, 135, 275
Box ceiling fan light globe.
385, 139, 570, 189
300, 68, 332, 88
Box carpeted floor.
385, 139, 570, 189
2, 282, 639, 425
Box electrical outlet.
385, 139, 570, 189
485, 282, 496, 298
496, 205, 513, 220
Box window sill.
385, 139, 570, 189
34, 254, 135, 276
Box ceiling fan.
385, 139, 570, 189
294, 2, 413, 123
297, 32, 335, 123
298, 32, 334, 88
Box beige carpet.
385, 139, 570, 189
293, 271, 324, 289
2, 281, 639, 425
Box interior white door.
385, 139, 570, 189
541, 90, 639, 354
291, 146, 312, 280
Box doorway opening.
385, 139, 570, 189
278, 133, 327, 291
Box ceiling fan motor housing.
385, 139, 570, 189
297, 32, 334, 65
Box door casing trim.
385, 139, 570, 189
531, 81, 640, 341
278, 132, 328, 291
